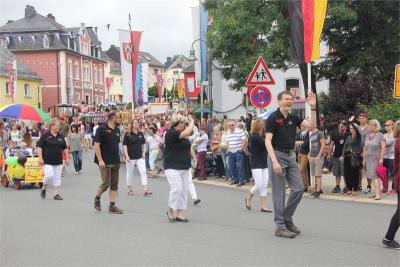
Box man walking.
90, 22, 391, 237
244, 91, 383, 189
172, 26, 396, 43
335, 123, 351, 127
93, 111, 123, 214
265, 91, 316, 238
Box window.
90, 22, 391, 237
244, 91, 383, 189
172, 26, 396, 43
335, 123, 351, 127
43, 36, 49, 48
85, 94, 89, 104
5, 81, 9, 95
24, 84, 31, 96
74, 63, 79, 79
94, 95, 98, 105
68, 62, 72, 78
99, 69, 103, 84
186, 77, 195, 93
285, 79, 300, 98
99, 96, 103, 103
94, 68, 98, 84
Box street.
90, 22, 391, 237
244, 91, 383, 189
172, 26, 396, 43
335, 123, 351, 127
1, 150, 399, 267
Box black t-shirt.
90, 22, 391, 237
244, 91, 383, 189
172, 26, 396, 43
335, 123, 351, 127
164, 128, 191, 170
36, 132, 67, 165
299, 131, 310, 154
331, 131, 349, 158
123, 131, 145, 160
94, 124, 120, 165
265, 109, 302, 150
249, 133, 268, 169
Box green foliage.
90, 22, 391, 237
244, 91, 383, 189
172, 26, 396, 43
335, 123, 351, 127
360, 100, 400, 126
205, 0, 290, 91
148, 85, 158, 97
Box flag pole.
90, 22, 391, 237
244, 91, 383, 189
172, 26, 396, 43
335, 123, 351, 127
305, 62, 312, 120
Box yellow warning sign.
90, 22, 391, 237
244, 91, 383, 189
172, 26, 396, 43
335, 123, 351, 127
395, 64, 400, 98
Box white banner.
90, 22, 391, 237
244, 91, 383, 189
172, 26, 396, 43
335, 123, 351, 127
119, 30, 133, 103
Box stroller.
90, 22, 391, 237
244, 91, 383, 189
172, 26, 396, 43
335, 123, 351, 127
194, 151, 217, 178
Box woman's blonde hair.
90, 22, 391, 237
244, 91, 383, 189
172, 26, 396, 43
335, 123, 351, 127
393, 121, 400, 138
251, 119, 264, 135
48, 119, 59, 130
170, 114, 186, 127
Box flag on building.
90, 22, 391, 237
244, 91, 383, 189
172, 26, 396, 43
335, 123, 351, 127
288, 0, 327, 64
7, 60, 17, 102
118, 30, 142, 104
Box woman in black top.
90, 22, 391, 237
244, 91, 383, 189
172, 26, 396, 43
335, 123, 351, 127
123, 119, 152, 196
245, 119, 272, 212
340, 116, 361, 196
164, 114, 194, 223
36, 119, 69, 200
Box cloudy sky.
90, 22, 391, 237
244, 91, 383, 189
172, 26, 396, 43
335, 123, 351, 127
1, 0, 200, 63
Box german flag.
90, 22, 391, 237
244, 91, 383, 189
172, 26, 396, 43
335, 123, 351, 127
288, 0, 328, 64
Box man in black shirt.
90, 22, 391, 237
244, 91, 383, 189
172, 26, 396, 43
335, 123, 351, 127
265, 91, 317, 238
93, 111, 123, 214
328, 121, 349, 193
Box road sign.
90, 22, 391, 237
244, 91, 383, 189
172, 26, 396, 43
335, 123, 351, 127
395, 64, 400, 98
250, 86, 272, 109
246, 56, 275, 86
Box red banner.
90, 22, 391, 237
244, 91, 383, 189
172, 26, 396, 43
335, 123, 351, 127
130, 31, 142, 103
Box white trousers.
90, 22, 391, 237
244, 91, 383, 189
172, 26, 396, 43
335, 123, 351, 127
43, 164, 63, 187
126, 158, 148, 186
250, 168, 269, 197
188, 170, 198, 200
149, 149, 159, 171
165, 169, 190, 211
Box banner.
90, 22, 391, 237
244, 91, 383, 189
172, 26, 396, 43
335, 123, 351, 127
135, 63, 143, 106
141, 62, 149, 104
199, 4, 208, 82
118, 30, 142, 104
7, 60, 17, 102
156, 73, 162, 102
191, 6, 201, 83
177, 79, 185, 98
288, 0, 327, 64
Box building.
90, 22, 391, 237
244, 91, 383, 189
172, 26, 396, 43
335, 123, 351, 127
163, 55, 192, 93
0, 5, 106, 112
0, 47, 42, 107
105, 45, 163, 91
182, 63, 201, 110
101, 51, 122, 103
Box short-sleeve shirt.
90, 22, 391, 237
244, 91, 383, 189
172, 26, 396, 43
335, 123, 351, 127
36, 132, 67, 165
249, 133, 268, 169
227, 129, 246, 153
123, 131, 145, 160
94, 124, 120, 165
164, 128, 191, 170
265, 109, 302, 150
309, 130, 324, 157
331, 131, 349, 158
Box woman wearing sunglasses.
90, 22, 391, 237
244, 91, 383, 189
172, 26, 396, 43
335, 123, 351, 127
384, 120, 396, 194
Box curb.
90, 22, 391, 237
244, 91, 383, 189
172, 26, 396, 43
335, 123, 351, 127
193, 179, 397, 206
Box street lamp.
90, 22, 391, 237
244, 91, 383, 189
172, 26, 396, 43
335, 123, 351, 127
188, 38, 212, 123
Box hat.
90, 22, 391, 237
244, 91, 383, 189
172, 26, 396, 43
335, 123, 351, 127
170, 114, 186, 127
358, 112, 368, 118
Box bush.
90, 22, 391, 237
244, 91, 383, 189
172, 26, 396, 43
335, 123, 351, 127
359, 100, 400, 126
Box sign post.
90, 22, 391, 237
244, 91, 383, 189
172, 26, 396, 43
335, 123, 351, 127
246, 56, 275, 114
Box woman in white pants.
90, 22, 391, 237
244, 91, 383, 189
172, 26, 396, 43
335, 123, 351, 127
189, 144, 201, 205
123, 119, 152, 196
164, 114, 195, 223
246, 119, 272, 212
147, 127, 161, 177
36, 119, 69, 200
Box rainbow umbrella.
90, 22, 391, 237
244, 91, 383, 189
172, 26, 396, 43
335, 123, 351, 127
0, 104, 51, 122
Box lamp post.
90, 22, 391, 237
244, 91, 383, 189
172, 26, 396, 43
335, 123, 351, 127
188, 38, 212, 123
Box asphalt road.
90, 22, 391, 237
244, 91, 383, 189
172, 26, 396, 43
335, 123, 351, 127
1, 150, 399, 267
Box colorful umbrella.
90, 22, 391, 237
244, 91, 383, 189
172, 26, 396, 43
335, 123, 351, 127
0, 104, 52, 122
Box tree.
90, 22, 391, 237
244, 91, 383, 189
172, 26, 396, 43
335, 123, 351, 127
148, 85, 158, 98
205, 0, 291, 91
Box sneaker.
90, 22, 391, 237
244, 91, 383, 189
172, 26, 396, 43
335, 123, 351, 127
364, 186, 371, 194
40, 189, 46, 199
313, 191, 321, 198
358, 185, 362, 191
382, 239, 400, 249
285, 222, 301, 235
109, 206, 123, 214
194, 199, 201, 206
229, 181, 238, 185
236, 182, 245, 187
343, 187, 349, 194
94, 197, 101, 211
275, 228, 296, 238
331, 185, 341, 193
54, 194, 63, 200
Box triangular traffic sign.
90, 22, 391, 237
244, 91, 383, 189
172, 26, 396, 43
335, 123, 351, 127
246, 56, 275, 86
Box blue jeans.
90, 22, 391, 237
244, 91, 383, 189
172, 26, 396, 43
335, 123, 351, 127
71, 151, 82, 172
228, 151, 245, 184
221, 149, 231, 178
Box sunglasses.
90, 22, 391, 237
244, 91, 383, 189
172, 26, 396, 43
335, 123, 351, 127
385, 124, 390, 127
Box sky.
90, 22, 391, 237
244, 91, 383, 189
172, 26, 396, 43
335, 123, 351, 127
0, 0, 200, 63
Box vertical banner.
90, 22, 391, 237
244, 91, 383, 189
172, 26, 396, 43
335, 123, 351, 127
199, 4, 208, 82
156, 73, 162, 103
118, 30, 142, 104
135, 62, 144, 106
7, 60, 17, 102
191, 6, 201, 83
141, 62, 149, 105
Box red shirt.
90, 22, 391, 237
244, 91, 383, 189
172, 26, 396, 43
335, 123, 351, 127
394, 137, 400, 193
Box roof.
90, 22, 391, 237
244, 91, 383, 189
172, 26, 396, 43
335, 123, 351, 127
105, 45, 163, 68
165, 55, 191, 71
182, 63, 195, 73
101, 51, 121, 74
0, 46, 41, 80
66, 27, 101, 46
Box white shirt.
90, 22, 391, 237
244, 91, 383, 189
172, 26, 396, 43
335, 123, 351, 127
227, 128, 246, 153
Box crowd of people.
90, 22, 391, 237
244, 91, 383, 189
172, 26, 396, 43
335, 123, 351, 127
0, 90, 399, 248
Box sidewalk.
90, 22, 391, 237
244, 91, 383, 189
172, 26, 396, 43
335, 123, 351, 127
191, 173, 397, 206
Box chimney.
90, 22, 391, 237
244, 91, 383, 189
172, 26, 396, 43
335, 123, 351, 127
25, 5, 37, 18
6, 20, 14, 24
167, 57, 172, 64
80, 23, 86, 29
47, 13, 55, 21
